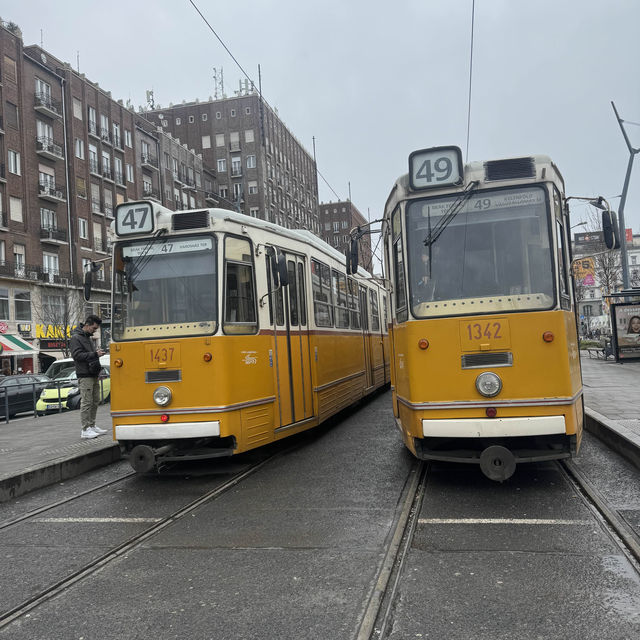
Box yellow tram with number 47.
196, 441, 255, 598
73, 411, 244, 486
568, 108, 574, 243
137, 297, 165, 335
376, 146, 611, 481
98, 201, 389, 472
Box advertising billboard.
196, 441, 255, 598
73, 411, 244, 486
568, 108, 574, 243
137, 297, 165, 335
612, 302, 640, 361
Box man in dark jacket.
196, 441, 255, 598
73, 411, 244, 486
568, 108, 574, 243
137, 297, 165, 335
70, 315, 107, 439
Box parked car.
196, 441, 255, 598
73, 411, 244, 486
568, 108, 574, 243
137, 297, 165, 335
0, 374, 52, 418
44, 354, 110, 379
36, 366, 110, 414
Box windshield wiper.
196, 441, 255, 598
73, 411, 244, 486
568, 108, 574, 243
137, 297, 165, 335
122, 228, 169, 289
423, 180, 479, 247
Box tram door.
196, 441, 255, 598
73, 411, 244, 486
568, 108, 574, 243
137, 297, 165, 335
269, 251, 313, 428
359, 285, 374, 391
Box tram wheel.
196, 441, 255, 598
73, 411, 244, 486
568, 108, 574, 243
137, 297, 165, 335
479, 445, 516, 482
129, 445, 157, 473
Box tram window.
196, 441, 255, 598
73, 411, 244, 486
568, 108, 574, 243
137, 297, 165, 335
359, 286, 369, 330
393, 236, 408, 322
311, 259, 333, 327
382, 294, 388, 333
223, 236, 257, 334
348, 277, 360, 329
370, 289, 380, 332
288, 260, 299, 326
297, 262, 307, 326
266, 252, 285, 326
332, 269, 349, 328
556, 219, 570, 308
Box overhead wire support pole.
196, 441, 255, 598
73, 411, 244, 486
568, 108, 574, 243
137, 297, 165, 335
611, 100, 639, 290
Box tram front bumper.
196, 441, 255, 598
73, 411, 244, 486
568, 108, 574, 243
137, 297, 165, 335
421, 415, 566, 438
115, 421, 221, 440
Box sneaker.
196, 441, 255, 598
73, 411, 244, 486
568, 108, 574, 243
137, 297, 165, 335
91, 425, 108, 435
81, 427, 100, 439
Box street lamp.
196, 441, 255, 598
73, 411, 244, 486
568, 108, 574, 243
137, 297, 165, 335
571, 221, 587, 230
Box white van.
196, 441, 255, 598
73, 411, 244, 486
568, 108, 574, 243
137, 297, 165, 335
45, 353, 110, 378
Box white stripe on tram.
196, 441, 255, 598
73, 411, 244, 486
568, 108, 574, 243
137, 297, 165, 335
418, 518, 591, 525
35, 517, 162, 523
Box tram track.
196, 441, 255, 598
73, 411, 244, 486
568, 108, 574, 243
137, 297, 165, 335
560, 459, 640, 571
0, 453, 277, 629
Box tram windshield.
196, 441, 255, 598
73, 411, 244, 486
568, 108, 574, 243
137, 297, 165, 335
112, 234, 217, 340
406, 185, 554, 317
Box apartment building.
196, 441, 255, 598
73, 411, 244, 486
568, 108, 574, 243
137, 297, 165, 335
319, 200, 373, 273
144, 93, 320, 234
0, 21, 216, 370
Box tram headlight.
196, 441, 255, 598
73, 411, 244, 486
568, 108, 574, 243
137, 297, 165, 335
475, 372, 502, 398
153, 386, 172, 407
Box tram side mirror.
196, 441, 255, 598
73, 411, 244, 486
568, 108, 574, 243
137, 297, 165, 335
602, 210, 621, 250
83, 270, 93, 301
268, 251, 280, 287
349, 238, 359, 274
277, 254, 289, 287
345, 249, 352, 275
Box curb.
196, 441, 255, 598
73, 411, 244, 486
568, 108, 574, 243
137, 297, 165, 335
0, 443, 122, 504
584, 407, 640, 471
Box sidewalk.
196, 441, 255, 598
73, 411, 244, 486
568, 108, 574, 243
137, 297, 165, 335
1, 355, 639, 503
0, 404, 120, 502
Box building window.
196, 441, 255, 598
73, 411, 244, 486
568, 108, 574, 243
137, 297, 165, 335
216, 112, 222, 119
0, 288, 8, 320
161, 120, 168, 127
248, 181, 258, 195
188, 115, 194, 123
246, 155, 256, 169
5, 102, 18, 128
79, 218, 88, 239
73, 97, 83, 120
9, 197, 22, 223
43, 252, 59, 276
14, 289, 31, 322
202, 135, 211, 149
8, 150, 20, 175
202, 113, 208, 121
216, 134, 225, 147
231, 157, 241, 176
125, 129, 132, 147
217, 159, 227, 173
245, 129, 255, 144
3, 56, 17, 83
76, 177, 87, 198
126, 163, 134, 182
219, 186, 228, 199
341, 220, 348, 229
333, 221, 339, 233
40, 207, 57, 229
176, 117, 181, 125
113, 122, 121, 147
233, 183, 242, 199
75, 138, 84, 159
230, 109, 236, 117
250, 207, 259, 218
245, 107, 251, 115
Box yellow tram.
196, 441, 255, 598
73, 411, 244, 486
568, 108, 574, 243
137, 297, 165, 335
106, 201, 389, 472
381, 146, 583, 480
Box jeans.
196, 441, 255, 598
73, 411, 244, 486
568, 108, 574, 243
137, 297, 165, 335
78, 376, 100, 430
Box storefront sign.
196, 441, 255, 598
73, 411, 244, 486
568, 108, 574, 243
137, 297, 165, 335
40, 339, 69, 350
35, 324, 78, 339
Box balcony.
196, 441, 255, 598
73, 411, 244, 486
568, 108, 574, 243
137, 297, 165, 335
231, 168, 242, 178
183, 177, 197, 190
34, 92, 61, 118
113, 134, 122, 149
88, 121, 99, 138
40, 226, 68, 244
141, 153, 158, 170
114, 171, 125, 186
89, 159, 100, 176
0, 261, 44, 281
229, 142, 241, 152
205, 191, 218, 205
102, 167, 113, 182
142, 186, 160, 201
36, 136, 64, 160
172, 171, 183, 185
100, 128, 111, 145
104, 204, 113, 217
40, 269, 75, 286
38, 182, 66, 203
94, 236, 106, 253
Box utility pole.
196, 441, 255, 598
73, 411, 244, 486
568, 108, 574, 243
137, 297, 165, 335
611, 101, 639, 290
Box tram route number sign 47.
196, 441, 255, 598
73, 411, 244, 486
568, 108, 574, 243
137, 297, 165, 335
116, 202, 154, 236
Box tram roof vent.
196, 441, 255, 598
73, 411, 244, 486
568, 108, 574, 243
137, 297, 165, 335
172, 210, 210, 231
484, 157, 535, 182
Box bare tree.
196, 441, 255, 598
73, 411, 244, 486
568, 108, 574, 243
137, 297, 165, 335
32, 286, 84, 357
584, 209, 622, 296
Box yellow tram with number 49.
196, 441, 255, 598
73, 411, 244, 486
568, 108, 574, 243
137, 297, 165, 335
377, 146, 603, 481
99, 201, 389, 472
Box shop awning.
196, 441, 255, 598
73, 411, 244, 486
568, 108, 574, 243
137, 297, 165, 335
0, 334, 39, 356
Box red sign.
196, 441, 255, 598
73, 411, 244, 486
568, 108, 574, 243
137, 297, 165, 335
626, 228, 633, 243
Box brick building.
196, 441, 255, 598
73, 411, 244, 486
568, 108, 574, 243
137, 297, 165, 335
144, 93, 320, 234
319, 200, 373, 273
0, 21, 215, 371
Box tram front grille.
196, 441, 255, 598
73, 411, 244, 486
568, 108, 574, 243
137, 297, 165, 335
145, 370, 182, 383
172, 210, 209, 230
461, 352, 513, 369
484, 157, 535, 181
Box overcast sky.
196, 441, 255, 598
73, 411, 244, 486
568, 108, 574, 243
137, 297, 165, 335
7, 0, 640, 245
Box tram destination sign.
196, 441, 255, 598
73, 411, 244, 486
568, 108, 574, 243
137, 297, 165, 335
122, 237, 213, 257
409, 146, 464, 191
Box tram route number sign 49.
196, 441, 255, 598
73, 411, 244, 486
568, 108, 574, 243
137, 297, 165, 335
409, 146, 464, 191
116, 202, 154, 236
